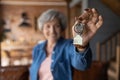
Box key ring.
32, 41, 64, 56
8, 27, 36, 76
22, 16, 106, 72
74, 23, 85, 35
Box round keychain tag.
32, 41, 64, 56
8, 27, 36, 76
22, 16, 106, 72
74, 23, 85, 35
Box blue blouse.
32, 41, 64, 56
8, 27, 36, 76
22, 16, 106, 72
29, 37, 92, 80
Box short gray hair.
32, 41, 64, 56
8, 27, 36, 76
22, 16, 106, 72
37, 9, 67, 31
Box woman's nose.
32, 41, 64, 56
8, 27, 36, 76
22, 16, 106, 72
50, 26, 56, 33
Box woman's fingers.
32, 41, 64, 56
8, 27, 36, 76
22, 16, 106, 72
95, 15, 103, 29
79, 8, 92, 20
87, 8, 103, 31
73, 8, 103, 37
87, 15, 103, 34
91, 8, 99, 24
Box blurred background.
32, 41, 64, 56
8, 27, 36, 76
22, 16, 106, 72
0, 0, 120, 80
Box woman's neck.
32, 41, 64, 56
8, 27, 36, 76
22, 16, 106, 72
47, 40, 56, 48
46, 40, 56, 56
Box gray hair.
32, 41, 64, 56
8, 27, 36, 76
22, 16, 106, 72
37, 9, 67, 31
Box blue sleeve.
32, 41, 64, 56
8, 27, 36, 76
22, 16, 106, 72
67, 40, 92, 71
71, 46, 92, 71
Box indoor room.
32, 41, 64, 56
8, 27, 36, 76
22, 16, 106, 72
0, 0, 120, 80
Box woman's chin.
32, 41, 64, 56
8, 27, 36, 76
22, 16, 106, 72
49, 37, 58, 42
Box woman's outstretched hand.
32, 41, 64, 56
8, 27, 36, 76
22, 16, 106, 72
72, 8, 103, 50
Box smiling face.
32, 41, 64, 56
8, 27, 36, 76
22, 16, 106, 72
42, 18, 62, 42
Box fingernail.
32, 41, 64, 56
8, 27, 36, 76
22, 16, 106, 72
92, 8, 97, 11
79, 17, 83, 20
84, 8, 89, 11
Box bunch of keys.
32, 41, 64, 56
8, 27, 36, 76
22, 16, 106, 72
73, 8, 93, 46
73, 23, 85, 45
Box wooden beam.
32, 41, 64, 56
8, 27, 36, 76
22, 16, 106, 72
0, 42, 2, 67
101, 0, 120, 16
0, 1, 67, 6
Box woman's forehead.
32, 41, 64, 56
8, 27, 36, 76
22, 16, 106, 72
44, 18, 60, 25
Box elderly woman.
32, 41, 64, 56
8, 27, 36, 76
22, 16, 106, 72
30, 8, 103, 80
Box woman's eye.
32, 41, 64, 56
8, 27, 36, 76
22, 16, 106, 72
56, 25, 60, 28
46, 25, 50, 28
